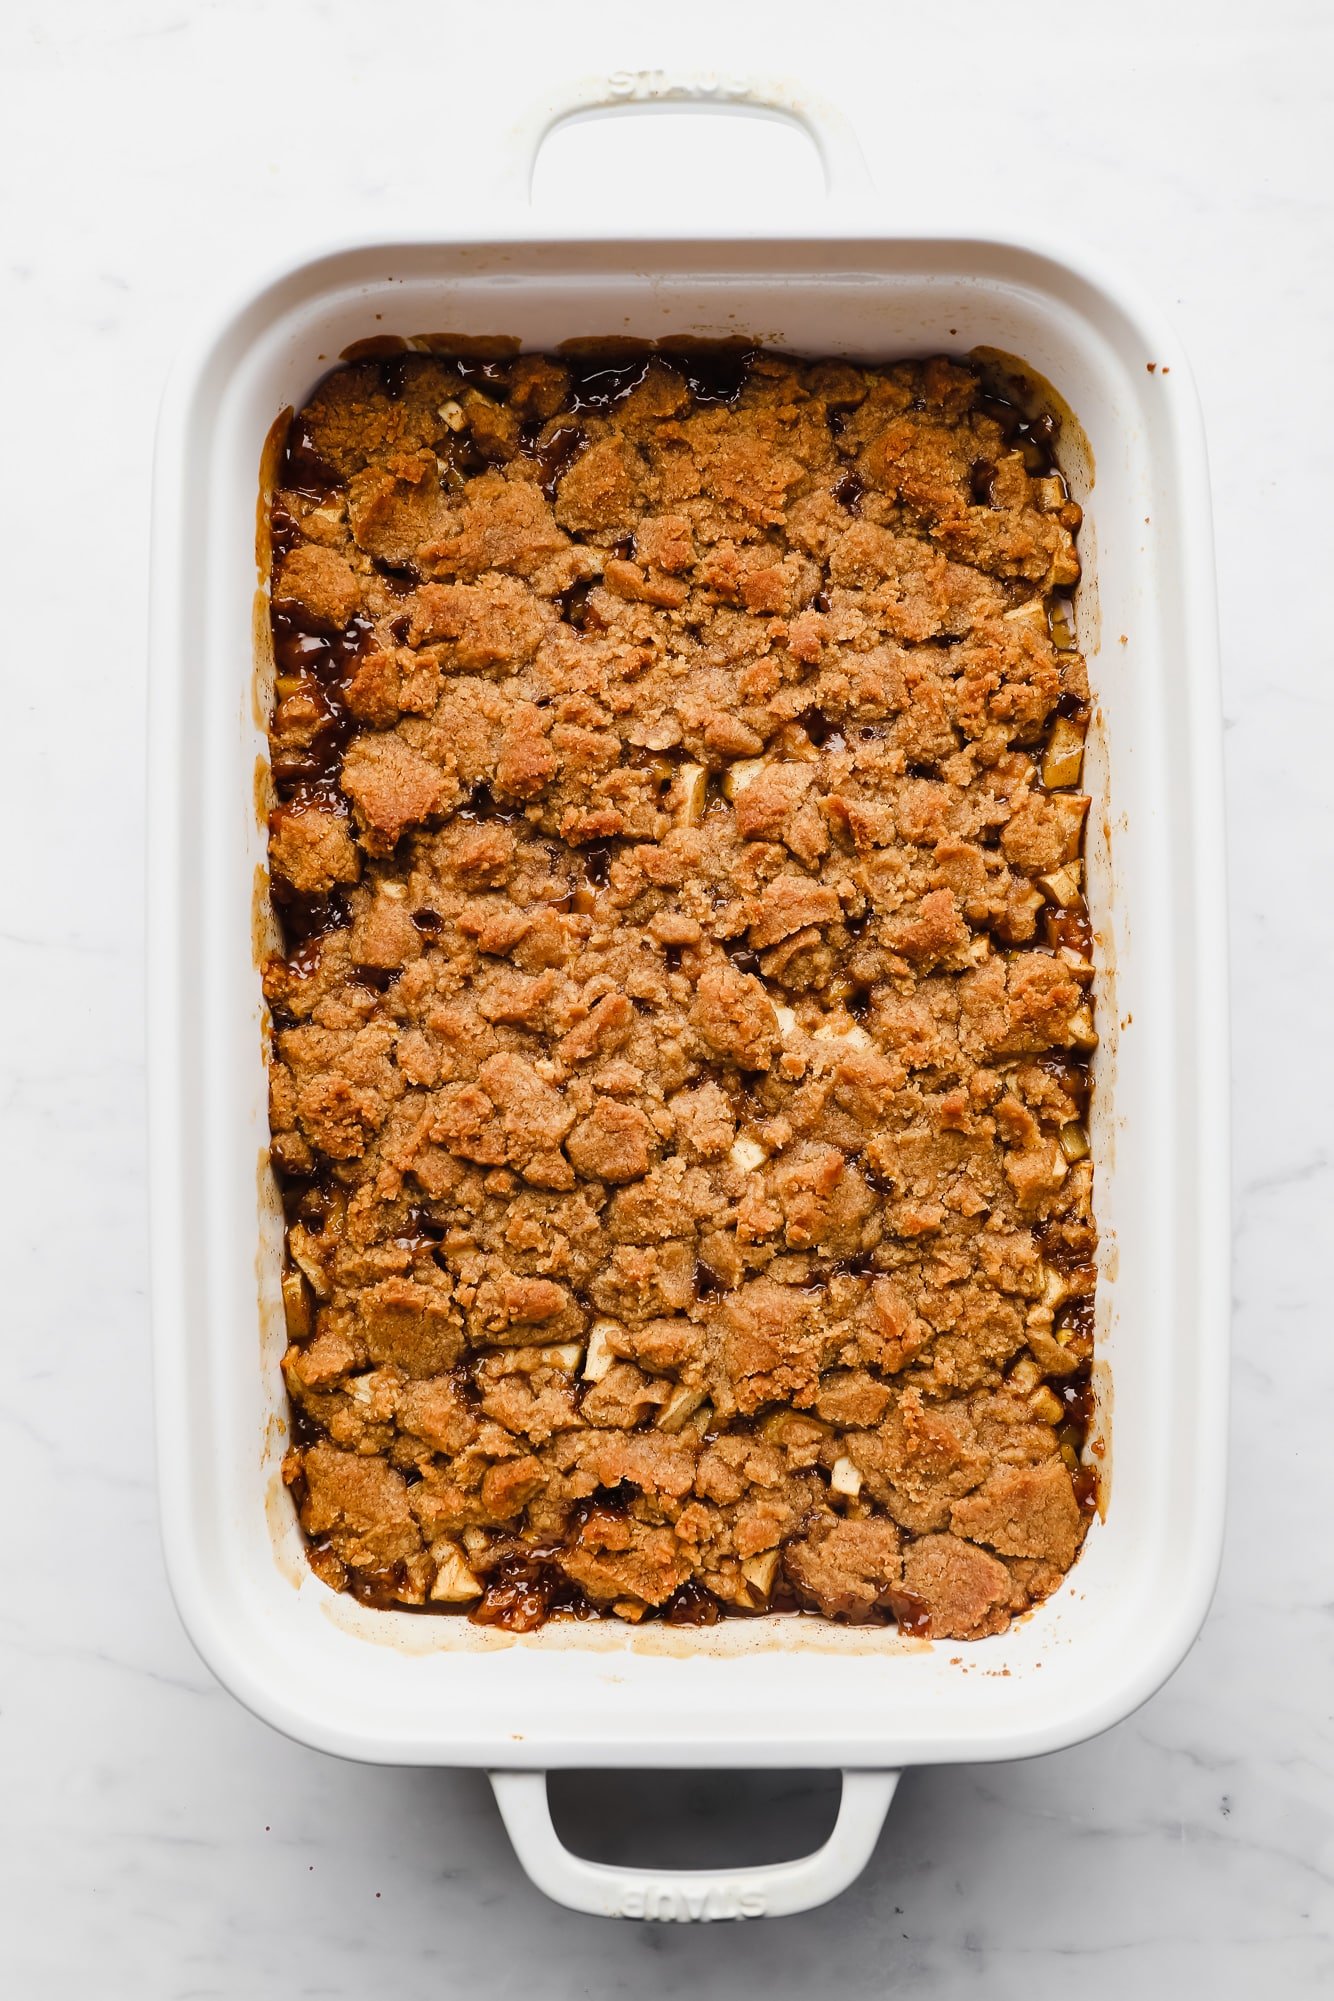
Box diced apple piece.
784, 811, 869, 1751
1037, 864, 1079, 908
657, 1384, 707, 1433
1066, 1006, 1099, 1053
1058, 1121, 1090, 1163
281, 1266, 313, 1340
1027, 1327, 1082, 1374
1029, 1385, 1065, 1425
1002, 598, 1046, 627
582, 1320, 620, 1382
729, 1135, 767, 1173
813, 1017, 871, 1050
773, 1004, 798, 1037
830, 1455, 863, 1498
492, 1342, 584, 1376
437, 400, 467, 431
288, 1223, 331, 1300
1042, 716, 1086, 789
740, 1549, 780, 1600
429, 1540, 483, 1601
1042, 1263, 1071, 1311
1047, 597, 1078, 649
722, 757, 766, 800
1049, 793, 1090, 859
671, 763, 708, 827
1051, 545, 1081, 589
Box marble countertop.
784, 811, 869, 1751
4, 0, 1332, 1991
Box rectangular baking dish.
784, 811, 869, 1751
148, 80, 1228, 1919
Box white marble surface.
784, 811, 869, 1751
4, 0, 1333, 1990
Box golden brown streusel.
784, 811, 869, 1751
264, 346, 1098, 1639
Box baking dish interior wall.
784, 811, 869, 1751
178, 239, 1207, 1761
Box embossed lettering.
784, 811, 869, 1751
601, 69, 752, 106
613, 1880, 769, 1921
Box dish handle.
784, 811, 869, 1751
489, 1767, 899, 1920
502, 72, 875, 206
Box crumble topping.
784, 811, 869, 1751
264, 346, 1098, 1639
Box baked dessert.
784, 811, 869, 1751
263, 345, 1099, 1641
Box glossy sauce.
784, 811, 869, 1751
693, 1261, 724, 1300
662, 1579, 723, 1626
279, 416, 343, 501
469, 1552, 594, 1632
887, 1587, 932, 1638
529, 422, 588, 500
833, 469, 865, 514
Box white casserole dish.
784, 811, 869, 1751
148, 79, 1229, 1920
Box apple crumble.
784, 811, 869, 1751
263, 345, 1099, 1641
